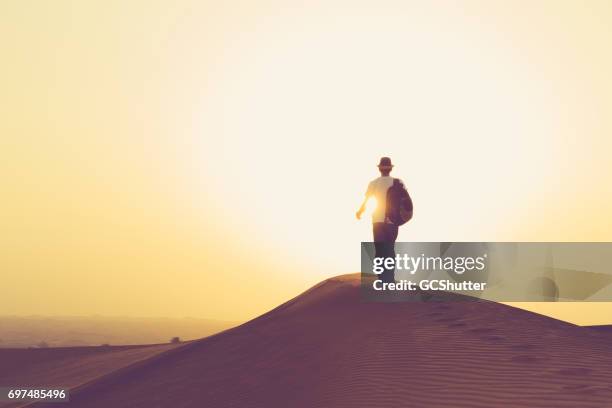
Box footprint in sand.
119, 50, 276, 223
467, 327, 496, 335
556, 367, 592, 376
562, 384, 590, 391
434, 317, 456, 323
482, 335, 505, 343
511, 355, 539, 363
509, 343, 537, 351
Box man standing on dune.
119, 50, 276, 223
356, 157, 412, 283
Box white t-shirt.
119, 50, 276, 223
366, 176, 402, 224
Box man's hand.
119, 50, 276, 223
356, 198, 367, 220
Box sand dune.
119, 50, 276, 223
18, 274, 612, 407
0, 343, 182, 408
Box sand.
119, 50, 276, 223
0, 343, 181, 408
13, 274, 612, 407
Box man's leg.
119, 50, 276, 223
373, 223, 384, 279
382, 223, 398, 283
373, 223, 385, 281
387, 223, 398, 243
373, 223, 396, 283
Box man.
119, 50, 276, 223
356, 157, 407, 283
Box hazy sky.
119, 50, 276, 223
2, 0, 612, 323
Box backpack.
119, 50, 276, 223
385, 178, 413, 226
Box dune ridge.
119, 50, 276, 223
21, 274, 612, 407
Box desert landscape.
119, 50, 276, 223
3, 274, 612, 408
4, 1, 612, 407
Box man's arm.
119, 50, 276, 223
356, 183, 371, 220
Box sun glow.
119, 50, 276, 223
3, 0, 612, 323
365, 197, 378, 218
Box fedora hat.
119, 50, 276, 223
377, 157, 394, 169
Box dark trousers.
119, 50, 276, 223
373, 222, 398, 283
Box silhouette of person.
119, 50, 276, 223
356, 157, 405, 283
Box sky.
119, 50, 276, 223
2, 0, 612, 323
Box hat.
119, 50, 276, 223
377, 157, 394, 170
